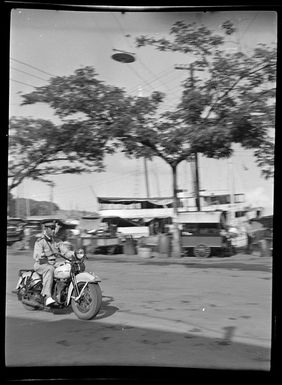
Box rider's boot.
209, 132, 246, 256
45, 296, 56, 306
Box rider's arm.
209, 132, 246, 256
56, 241, 75, 259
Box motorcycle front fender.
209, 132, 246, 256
66, 271, 101, 305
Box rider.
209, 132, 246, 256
33, 220, 75, 306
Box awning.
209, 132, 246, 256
97, 196, 173, 207
99, 208, 174, 220
176, 211, 224, 224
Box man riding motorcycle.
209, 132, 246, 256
33, 220, 74, 306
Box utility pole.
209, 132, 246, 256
143, 157, 150, 198
25, 198, 30, 218
175, 63, 201, 211
49, 182, 55, 215
16, 186, 20, 217
228, 158, 235, 225
138, 85, 150, 199
89, 185, 99, 212
23, 180, 30, 218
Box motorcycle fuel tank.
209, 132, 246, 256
54, 262, 71, 279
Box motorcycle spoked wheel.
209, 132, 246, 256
71, 282, 102, 320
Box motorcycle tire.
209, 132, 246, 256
71, 282, 102, 320
22, 304, 37, 311
22, 300, 40, 310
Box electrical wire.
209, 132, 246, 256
10, 66, 49, 81
48, 169, 142, 196
10, 57, 55, 77
125, 66, 175, 95
126, 67, 186, 97
106, 12, 175, 94
239, 12, 259, 41
111, 12, 172, 94
10, 78, 35, 88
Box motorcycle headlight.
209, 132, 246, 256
76, 249, 84, 259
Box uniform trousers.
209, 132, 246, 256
34, 262, 55, 298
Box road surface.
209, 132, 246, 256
5, 248, 272, 372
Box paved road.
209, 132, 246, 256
5, 249, 272, 371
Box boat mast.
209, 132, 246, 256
228, 157, 235, 225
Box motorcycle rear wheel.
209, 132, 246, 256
23, 303, 37, 311
71, 282, 102, 320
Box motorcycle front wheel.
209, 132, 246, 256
71, 282, 102, 320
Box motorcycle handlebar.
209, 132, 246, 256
48, 252, 72, 262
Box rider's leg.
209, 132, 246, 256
34, 263, 55, 305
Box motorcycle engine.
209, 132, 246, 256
53, 280, 68, 304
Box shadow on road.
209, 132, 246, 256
50, 295, 119, 319
95, 295, 119, 320
5, 313, 271, 372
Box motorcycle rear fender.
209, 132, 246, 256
66, 272, 101, 305
16, 270, 41, 289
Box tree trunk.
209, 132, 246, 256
171, 164, 182, 258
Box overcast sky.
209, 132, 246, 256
9, 8, 277, 214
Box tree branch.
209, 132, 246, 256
139, 138, 170, 164
203, 63, 273, 121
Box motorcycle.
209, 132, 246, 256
14, 249, 102, 320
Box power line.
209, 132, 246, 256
109, 13, 163, 94
10, 57, 55, 77
10, 66, 48, 81
126, 67, 185, 97
239, 12, 259, 40
50, 170, 141, 196
125, 67, 173, 95
125, 63, 157, 93
111, 12, 172, 93
10, 78, 35, 88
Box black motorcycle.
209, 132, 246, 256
15, 250, 102, 320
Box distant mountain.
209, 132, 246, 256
8, 195, 97, 220
56, 209, 99, 220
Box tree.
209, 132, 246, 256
8, 67, 146, 193
13, 66, 163, 185
131, 20, 276, 255
254, 137, 275, 180
17, 22, 276, 256
8, 117, 100, 192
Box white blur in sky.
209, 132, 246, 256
9, 8, 277, 214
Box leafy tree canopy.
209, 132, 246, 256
135, 20, 276, 174
8, 116, 105, 191
15, 20, 276, 183
9, 67, 164, 191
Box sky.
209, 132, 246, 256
9, 8, 277, 214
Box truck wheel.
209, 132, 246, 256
193, 244, 211, 258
